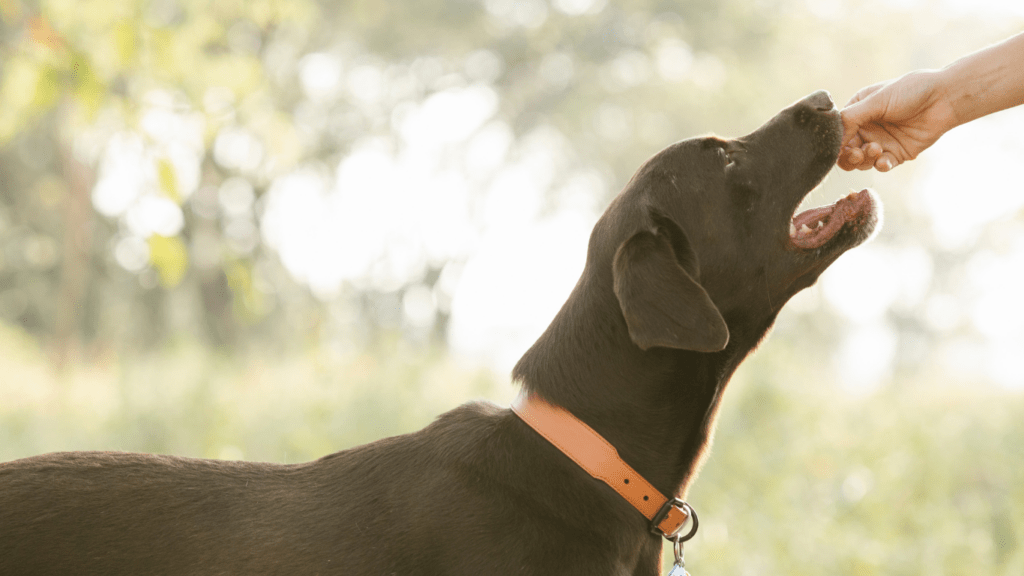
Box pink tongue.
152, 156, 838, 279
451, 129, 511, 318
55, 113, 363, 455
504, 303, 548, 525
791, 205, 843, 249
789, 190, 870, 249
793, 205, 833, 229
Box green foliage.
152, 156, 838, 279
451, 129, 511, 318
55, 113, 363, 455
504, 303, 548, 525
1, 0, 1021, 359
0, 328, 504, 463
155, 157, 180, 202
147, 234, 188, 287
674, 348, 1024, 575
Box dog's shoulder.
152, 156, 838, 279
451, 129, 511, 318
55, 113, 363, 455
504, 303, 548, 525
428, 399, 506, 429
412, 400, 514, 458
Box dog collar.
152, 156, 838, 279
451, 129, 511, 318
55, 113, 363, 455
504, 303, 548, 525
511, 391, 698, 541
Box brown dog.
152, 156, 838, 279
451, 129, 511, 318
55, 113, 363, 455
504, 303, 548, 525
0, 91, 878, 576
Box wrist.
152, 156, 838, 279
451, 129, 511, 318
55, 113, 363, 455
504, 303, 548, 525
937, 32, 1024, 127
929, 67, 969, 131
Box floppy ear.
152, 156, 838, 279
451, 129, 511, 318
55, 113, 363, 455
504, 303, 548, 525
612, 220, 729, 352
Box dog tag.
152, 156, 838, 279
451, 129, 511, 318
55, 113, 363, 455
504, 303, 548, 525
666, 562, 690, 576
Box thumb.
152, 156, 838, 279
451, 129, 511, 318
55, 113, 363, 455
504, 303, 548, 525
840, 94, 883, 146
840, 81, 888, 145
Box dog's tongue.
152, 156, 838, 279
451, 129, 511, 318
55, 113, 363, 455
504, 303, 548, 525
789, 189, 873, 249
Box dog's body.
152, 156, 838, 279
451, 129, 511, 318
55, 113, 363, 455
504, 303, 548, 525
0, 91, 878, 576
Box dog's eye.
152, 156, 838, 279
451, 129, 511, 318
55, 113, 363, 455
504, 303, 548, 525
718, 147, 736, 167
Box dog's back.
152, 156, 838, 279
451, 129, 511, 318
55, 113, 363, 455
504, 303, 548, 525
0, 402, 569, 576
1, 431, 434, 575
1, 450, 344, 574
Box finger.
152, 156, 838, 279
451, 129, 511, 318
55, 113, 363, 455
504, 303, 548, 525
854, 143, 882, 170
837, 152, 854, 171
840, 87, 887, 138
863, 141, 884, 162
841, 133, 864, 152
837, 146, 864, 171
840, 113, 859, 146
840, 121, 863, 147
875, 152, 897, 172
840, 100, 879, 147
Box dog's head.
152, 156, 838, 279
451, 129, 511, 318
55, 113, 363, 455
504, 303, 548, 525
598, 90, 879, 353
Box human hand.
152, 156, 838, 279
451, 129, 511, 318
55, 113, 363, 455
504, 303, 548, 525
838, 70, 957, 172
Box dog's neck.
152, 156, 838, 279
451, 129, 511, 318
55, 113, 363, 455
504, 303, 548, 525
513, 271, 766, 500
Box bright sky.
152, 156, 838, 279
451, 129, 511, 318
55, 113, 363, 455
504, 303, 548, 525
943, 0, 1024, 17
821, 107, 1024, 392
89, 1, 1024, 392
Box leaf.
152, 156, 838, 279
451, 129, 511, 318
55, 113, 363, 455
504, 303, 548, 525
32, 65, 63, 111
226, 260, 266, 321
69, 52, 107, 117
156, 158, 181, 203
0, 56, 42, 142
147, 234, 189, 288
203, 54, 263, 97
113, 19, 138, 66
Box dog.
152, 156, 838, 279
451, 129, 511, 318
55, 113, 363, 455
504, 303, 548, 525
0, 90, 878, 575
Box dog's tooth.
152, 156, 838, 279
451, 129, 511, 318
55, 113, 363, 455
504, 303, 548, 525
800, 224, 812, 235
789, 222, 796, 236
816, 221, 824, 229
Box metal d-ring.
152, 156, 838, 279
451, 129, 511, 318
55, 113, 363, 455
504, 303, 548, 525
671, 503, 698, 570
673, 501, 699, 543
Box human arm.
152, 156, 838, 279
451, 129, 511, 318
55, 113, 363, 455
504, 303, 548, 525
839, 31, 1024, 172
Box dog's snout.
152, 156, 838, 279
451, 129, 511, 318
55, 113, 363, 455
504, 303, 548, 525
803, 90, 836, 112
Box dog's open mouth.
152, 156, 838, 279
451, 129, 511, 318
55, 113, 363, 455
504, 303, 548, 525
788, 188, 877, 250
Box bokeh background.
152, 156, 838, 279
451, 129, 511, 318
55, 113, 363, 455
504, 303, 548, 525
2, 0, 1023, 573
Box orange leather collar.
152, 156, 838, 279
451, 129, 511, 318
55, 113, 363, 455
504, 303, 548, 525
511, 391, 694, 540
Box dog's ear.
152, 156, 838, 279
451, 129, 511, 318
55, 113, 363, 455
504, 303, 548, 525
612, 217, 729, 352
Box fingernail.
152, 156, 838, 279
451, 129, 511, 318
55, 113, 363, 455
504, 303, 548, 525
879, 158, 892, 171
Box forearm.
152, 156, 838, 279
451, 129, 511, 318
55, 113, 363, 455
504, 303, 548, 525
938, 31, 1024, 127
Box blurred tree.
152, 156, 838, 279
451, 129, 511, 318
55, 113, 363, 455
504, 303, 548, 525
0, 0, 317, 362
0, 0, 813, 359
0, 0, 1021, 386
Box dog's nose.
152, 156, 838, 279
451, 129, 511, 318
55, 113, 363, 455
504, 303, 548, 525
803, 90, 836, 112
